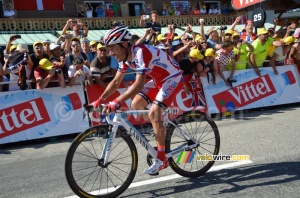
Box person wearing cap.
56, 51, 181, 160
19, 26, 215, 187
50, 43, 68, 80
68, 57, 92, 87
89, 40, 98, 60
81, 37, 91, 62
61, 19, 88, 40
223, 29, 234, 42
42, 39, 51, 57
65, 37, 90, 68
170, 40, 186, 63
270, 36, 295, 74
215, 40, 236, 85
198, 48, 218, 84
206, 27, 222, 51
250, 27, 283, 76
4, 35, 22, 60
179, 48, 203, 94
90, 44, 117, 87
34, 58, 66, 89
155, 34, 166, 45
228, 33, 254, 70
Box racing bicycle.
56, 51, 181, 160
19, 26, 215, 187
65, 106, 220, 198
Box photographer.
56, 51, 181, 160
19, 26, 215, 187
206, 27, 222, 50
68, 57, 92, 87
140, 11, 161, 43
34, 58, 66, 89
61, 19, 88, 39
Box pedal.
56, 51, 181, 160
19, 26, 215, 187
149, 172, 159, 176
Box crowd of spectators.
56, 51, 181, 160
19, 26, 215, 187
1, 11, 299, 95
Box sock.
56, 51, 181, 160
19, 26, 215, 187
157, 145, 166, 161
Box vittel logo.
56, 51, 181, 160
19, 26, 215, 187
213, 74, 276, 111
0, 98, 50, 138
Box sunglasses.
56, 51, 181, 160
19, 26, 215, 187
201, 41, 207, 44
72, 44, 80, 47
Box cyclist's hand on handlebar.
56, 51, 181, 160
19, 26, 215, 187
92, 97, 104, 109
103, 99, 120, 114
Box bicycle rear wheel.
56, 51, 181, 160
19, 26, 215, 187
65, 125, 138, 198
166, 110, 220, 178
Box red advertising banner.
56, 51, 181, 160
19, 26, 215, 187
231, 0, 267, 10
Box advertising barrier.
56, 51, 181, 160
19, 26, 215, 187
201, 65, 300, 115
0, 86, 88, 144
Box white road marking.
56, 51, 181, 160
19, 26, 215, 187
65, 160, 253, 198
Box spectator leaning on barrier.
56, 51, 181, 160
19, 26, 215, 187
90, 44, 118, 87
30, 41, 50, 89
50, 43, 68, 80
250, 27, 283, 76
95, 4, 105, 17
228, 32, 254, 70
198, 48, 218, 84
270, 36, 295, 75
34, 58, 66, 89
215, 40, 236, 86
68, 57, 92, 87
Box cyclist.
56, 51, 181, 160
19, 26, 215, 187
92, 25, 184, 175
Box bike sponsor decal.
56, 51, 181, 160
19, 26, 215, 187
0, 98, 50, 138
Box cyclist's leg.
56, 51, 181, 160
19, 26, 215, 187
144, 75, 184, 174
131, 79, 157, 122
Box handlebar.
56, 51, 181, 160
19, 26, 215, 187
84, 104, 114, 124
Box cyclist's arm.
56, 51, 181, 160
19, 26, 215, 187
100, 71, 125, 100
115, 73, 146, 102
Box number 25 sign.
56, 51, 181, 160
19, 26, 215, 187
231, 0, 267, 10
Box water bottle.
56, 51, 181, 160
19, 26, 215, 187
0, 90, 82, 143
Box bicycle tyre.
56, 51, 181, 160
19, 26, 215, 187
65, 125, 138, 198
166, 110, 220, 178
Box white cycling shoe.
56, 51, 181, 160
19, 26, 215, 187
144, 159, 169, 175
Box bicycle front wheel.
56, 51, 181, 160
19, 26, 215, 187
166, 111, 220, 178
65, 125, 138, 198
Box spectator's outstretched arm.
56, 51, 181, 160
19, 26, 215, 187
270, 52, 279, 75
140, 15, 146, 27
172, 41, 191, 57
249, 53, 261, 76
229, 16, 241, 31
5, 35, 17, 55
136, 28, 152, 44
62, 19, 73, 35
199, 19, 205, 38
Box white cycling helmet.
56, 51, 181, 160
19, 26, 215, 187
103, 25, 132, 46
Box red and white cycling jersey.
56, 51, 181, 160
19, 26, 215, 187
118, 44, 182, 88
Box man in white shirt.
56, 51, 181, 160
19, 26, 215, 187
4, 6, 16, 18
68, 57, 93, 87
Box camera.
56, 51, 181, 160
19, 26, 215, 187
227, 78, 237, 88
54, 68, 62, 75
219, 26, 227, 31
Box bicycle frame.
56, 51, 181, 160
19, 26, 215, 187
100, 109, 200, 166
